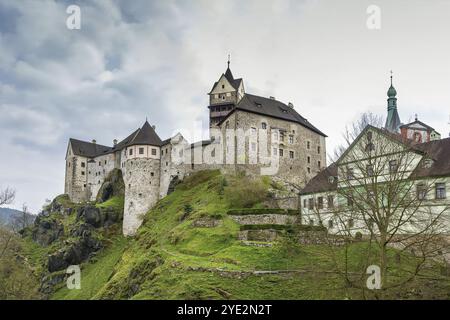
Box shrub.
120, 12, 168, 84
224, 176, 268, 208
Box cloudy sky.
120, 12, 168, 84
1, 0, 449, 213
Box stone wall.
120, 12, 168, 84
65, 154, 89, 203
218, 110, 327, 187
87, 152, 118, 201
230, 214, 299, 225
238, 229, 278, 241
123, 158, 161, 236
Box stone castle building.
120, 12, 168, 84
65, 62, 327, 235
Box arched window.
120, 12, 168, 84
261, 122, 267, 130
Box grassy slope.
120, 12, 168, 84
51, 171, 450, 300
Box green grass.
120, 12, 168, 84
47, 170, 450, 300
96, 196, 124, 211
51, 236, 128, 300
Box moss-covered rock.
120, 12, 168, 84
96, 169, 125, 203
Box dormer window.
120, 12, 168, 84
261, 122, 267, 129
423, 158, 433, 168
328, 176, 335, 184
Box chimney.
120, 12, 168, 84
92, 139, 96, 144
152, 125, 156, 130
113, 139, 118, 146
269, 96, 275, 100
288, 102, 294, 108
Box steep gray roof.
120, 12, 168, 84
220, 93, 326, 137
126, 121, 163, 147
412, 137, 450, 178
69, 139, 111, 158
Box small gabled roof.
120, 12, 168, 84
69, 139, 111, 158
400, 119, 437, 132
209, 67, 243, 93
127, 121, 162, 147
299, 163, 338, 195
218, 93, 327, 137
411, 137, 450, 178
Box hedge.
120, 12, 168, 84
227, 208, 299, 216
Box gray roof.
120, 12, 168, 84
69, 121, 163, 158
220, 93, 327, 137
126, 121, 162, 147
69, 139, 111, 158
299, 163, 338, 195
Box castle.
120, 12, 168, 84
64, 61, 327, 235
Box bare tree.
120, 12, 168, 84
307, 114, 450, 298
12, 203, 34, 233
0, 187, 15, 206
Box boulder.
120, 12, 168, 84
32, 217, 64, 246
77, 205, 102, 228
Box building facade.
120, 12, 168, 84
65, 62, 327, 235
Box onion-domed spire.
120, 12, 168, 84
387, 70, 397, 97
385, 71, 401, 133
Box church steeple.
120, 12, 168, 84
385, 71, 401, 133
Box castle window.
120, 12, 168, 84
289, 135, 294, 144
222, 84, 225, 89
151, 172, 154, 177
161, 150, 164, 155
279, 149, 284, 157
104, 160, 107, 165
289, 151, 294, 159
129, 149, 133, 156
280, 132, 285, 142
68, 162, 70, 167
81, 162, 85, 168
166, 162, 168, 166
307, 167, 311, 174
436, 183, 446, 199
99, 161, 101, 166
81, 171, 85, 175
261, 122, 267, 130
139, 147, 144, 155
151, 148, 156, 156
83, 184, 86, 188
307, 141, 310, 149
307, 156, 311, 164
317, 146, 321, 154
318, 160, 321, 169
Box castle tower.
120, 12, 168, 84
207, 56, 245, 128
122, 120, 162, 236
385, 71, 402, 133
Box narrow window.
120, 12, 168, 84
389, 160, 398, 173
279, 149, 284, 157
327, 195, 334, 208
129, 149, 133, 156
289, 151, 294, 159
307, 167, 311, 174
81, 171, 85, 175
317, 197, 324, 209
417, 184, 427, 200
307, 156, 311, 164
81, 162, 86, 168
317, 146, 320, 154
289, 135, 294, 144
347, 167, 354, 180
139, 147, 144, 155
436, 183, 446, 199
261, 122, 267, 130
151, 172, 154, 177
308, 198, 314, 210
307, 141, 311, 149
151, 148, 157, 156
318, 160, 321, 169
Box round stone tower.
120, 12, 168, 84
122, 121, 163, 236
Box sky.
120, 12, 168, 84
0, 0, 449, 214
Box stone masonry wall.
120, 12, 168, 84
230, 214, 299, 225
123, 158, 161, 236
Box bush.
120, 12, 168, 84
224, 176, 268, 208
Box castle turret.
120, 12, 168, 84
385, 71, 402, 133
122, 120, 163, 236
208, 56, 245, 128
